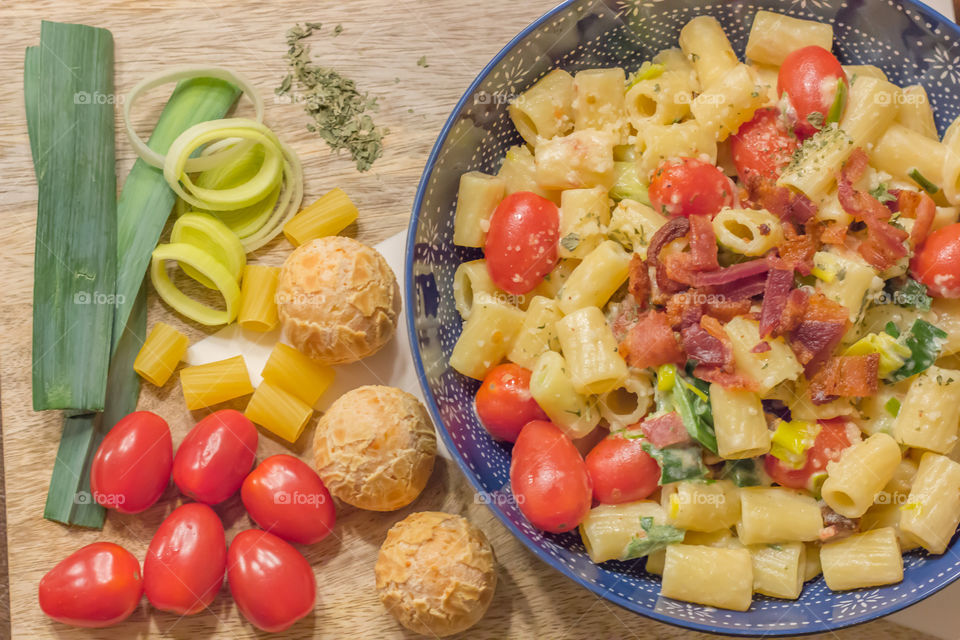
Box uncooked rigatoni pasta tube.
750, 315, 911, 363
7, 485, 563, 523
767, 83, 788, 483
238, 265, 280, 332
180, 355, 254, 410
261, 343, 335, 407
134, 322, 189, 387
245, 381, 313, 443
282, 187, 358, 247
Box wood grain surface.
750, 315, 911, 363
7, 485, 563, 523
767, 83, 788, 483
0, 0, 942, 638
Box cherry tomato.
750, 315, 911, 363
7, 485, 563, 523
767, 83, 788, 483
143, 503, 226, 615
648, 157, 735, 219
39, 542, 142, 628
228, 529, 316, 633
474, 363, 548, 442
90, 411, 172, 514
777, 45, 847, 138
173, 409, 258, 505
910, 222, 960, 298
765, 418, 854, 491
484, 191, 559, 295
730, 107, 800, 183
585, 431, 660, 505
510, 420, 592, 533
241, 455, 336, 545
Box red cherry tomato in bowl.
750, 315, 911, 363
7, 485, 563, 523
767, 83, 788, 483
144, 502, 226, 615
765, 418, 854, 491
241, 455, 336, 545
90, 410, 172, 514
910, 222, 960, 298
228, 529, 316, 633
475, 363, 548, 442
648, 157, 735, 219
510, 420, 592, 533
39, 542, 142, 628
730, 107, 799, 184
173, 409, 258, 505
484, 191, 559, 295
585, 430, 660, 505
777, 45, 847, 138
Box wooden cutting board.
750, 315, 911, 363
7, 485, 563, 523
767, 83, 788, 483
0, 1, 938, 638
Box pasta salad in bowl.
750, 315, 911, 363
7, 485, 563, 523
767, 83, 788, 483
406, 0, 960, 633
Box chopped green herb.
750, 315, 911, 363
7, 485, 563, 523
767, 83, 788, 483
888, 319, 948, 382
825, 77, 847, 125
720, 459, 763, 487
890, 278, 933, 312
622, 517, 685, 560
560, 233, 581, 252
671, 373, 718, 454
333, 24, 343, 35
869, 183, 896, 204
417, 55, 429, 67
909, 168, 940, 195
642, 442, 708, 485
807, 111, 825, 129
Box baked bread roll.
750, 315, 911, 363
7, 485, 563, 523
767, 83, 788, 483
277, 236, 399, 365
375, 512, 496, 637
314, 386, 436, 511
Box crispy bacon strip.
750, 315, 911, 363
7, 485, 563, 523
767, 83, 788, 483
759, 266, 794, 338
820, 221, 848, 245
789, 293, 849, 376
648, 217, 691, 294
819, 505, 859, 542
688, 214, 720, 271
746, 175, 817, 224
808, 354, 880, 405
618, 310, 685, 369
639, 412, 691, 448
627, 254, 651, 309
692, 365, 759, 391
838, 149, 908, 270
704, 297, 752, 323
681, 321, 730, 370
778, 222, 819, 275
898, 189, 937, 248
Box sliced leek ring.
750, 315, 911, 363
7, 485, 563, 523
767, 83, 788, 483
170, 213, 246, 289
150, 243, 241, 326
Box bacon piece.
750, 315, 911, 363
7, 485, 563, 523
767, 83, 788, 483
898, 190, 936, 248
808, 354, 880, 405
778, 222, 819, 275
704, 297, 752, 323
709, 273, 768, 300
746, 175, 817, 224
819, 504, 859, 542
688, 214, 719, 271
691, 258, 771, 287
609, 295, 641, 342
665, 292, 702, 329
778, 288, 810, 336
838, 149, 909, 270
627, 254, 651, 309
681, 322, 729, 370
820, 221, 848, 245
751, 341, 772, 353
789, 293, 849, 376
759, 267, 794, 338
648, 217, 691, 294
692, 365, 759, 391
639, 412, 691, 448
618, 310, 685, 369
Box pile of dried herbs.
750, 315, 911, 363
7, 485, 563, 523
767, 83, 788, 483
278, 23, 387, 172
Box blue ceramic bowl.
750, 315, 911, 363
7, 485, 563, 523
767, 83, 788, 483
405, 0, 960, 634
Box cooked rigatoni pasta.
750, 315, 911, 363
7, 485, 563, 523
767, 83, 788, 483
558, 240, 631, 314
261, 342, 335, 407
508, 69, 574, 145
662, 480, 740, 532
450, 8, 960, 610
712, 208, 783, 257
748, 542, 806, 599
535, 128, 615, 190
245, 381, 313, 443
529, 350, 600, 439
710, 385, 770, 459
745, 11, 833, 66
282, 187, 358, 247
662, 545, 754, 611
453, 171, 506, 247
821, 433, 901, 518
900, 453, 960, 554
558, 186, 611, 259
820, 528, 904, 591
678, 16, 738, 89
598, 370, 654, 428
506, 296, 562, 369
573, 68, 626, 139
134, 322, 189, 387
556, 306, 628, 394
737, 487, 823, 545
893, 366, 960, 453
237, 265, 281, 332
579, 501, 667, 563
449, 299, 524, 380
180, 355, 254, 410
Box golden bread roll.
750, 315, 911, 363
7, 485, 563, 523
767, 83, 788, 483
314, 386, 436, 511
277, 236, 399, 365
375, 512, 497, 637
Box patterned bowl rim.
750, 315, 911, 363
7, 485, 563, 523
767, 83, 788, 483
404, 0, 960, 634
